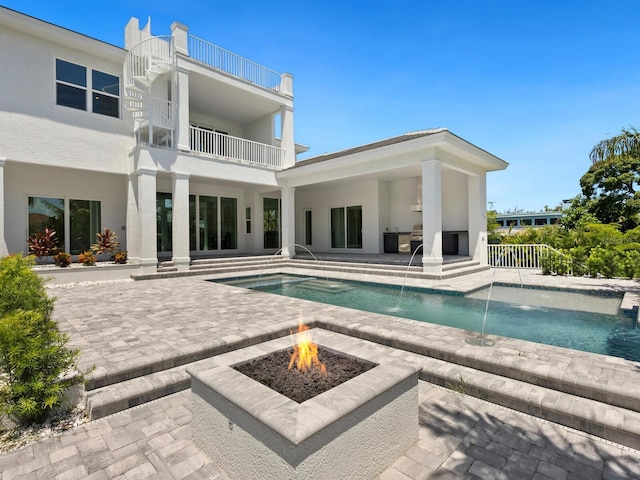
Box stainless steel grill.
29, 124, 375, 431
410, 224, 423, 254
410, 224, 423, 242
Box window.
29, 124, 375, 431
200, 196, 218, 250
56, 59, 86, 111
157, 193, 173, 252
331, 206, 362, 249
92, 70, 120, 117
520, 218, 532, 226
246, 207, 252, 234
189, 195, 197, 251
264, 198, 280, 249
56, 59, 120, 118
28, 196, 101, 254
304, 210, 312, 246
70, 200, 101, 254
187, 195, 239, 251
534, 218, 548, 226
221, 197, 237, 249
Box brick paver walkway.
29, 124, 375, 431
1, 268, 640, 479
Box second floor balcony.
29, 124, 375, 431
189, 126, 284, 170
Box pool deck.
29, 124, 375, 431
3, 268, 640, 479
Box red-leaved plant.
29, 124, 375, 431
91, 228, 120, 260
27, 228, 58, 259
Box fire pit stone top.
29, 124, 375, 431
187, 328, 420, 445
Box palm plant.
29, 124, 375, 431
590, 127, 640, 164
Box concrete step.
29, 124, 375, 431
84, 326, 640, 451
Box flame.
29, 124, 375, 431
288, 320, 326, 375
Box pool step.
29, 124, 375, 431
84, 328, 640, 451
296, 279, 356, 294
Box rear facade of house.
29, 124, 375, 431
0, 7, 508, 275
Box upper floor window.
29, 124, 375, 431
55, 59, 120, 118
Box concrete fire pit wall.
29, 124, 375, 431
189, 330, 419, 480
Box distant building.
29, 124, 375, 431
495, 200, 571, 230
495, 212, 562, 230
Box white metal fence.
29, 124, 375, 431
188, 35, 283, 93
189, 126, 284, 169
487, 244, 570, 270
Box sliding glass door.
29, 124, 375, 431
331, 205, 362, 249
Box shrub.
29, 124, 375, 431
112, 250, 128, 264
586, 247, 619, 278
92, 228, 120, 259
620, 250, 640, 279
53, 251, 71, 267
0, 255, 53, 316
78, 251, 96, 266
27, 228, 58, 260
568, 246, 589, 277
0, 255, 82, 424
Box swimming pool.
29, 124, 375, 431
217, 274, 640, 362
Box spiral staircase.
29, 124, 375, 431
124, 35, 176, 147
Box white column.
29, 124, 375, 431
175, 66, 190, 151
280, 186, 296, 258
421, 160, 443, 274
125, 173, 140, 264
137, 168, 158, 273
468, 172, 488, 265
172, 172, 191, 271
280, 105, 295, 168
170, 22, 189, 56
0, 158, 6, 257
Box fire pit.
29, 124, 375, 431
188, 326, 419, 480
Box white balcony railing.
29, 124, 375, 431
190, 126, 284, 169
124, 36, 174, 95
188, 35, 283, 93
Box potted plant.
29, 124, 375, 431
27, 228, 58, 264
78, 250, 96, 266
53, 251, 72, 267
91, 228, 120, 262
112, 250, 128, 264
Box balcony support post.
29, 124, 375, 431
126, 172, 141, 264
175, 66, 190, 151
137, 167, 158, 274
280, 104, 295, 169
468, 172, 488, 266
171, 172, 191, 271
280, 186, 296, 258
0, 158, 6, 257
421, 159, 443, 275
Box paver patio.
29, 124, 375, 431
2, 268, 640, 479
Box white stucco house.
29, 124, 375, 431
0, 6, 508, 276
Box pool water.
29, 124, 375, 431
219, 275, 640, 362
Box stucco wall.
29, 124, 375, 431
442, 170, 469, 231
5, 162, 127, 255
388, 177, 422, 231
295, 179, 382, 253
0, 23, 132, 173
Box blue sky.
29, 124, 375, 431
3, 1, 640, 213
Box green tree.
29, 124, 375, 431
486, 210, 501, 243
560, 195, 600, 230
579, 154, 640, 231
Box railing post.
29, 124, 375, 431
282, 73, 293, 96
171, 22, 189, 56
